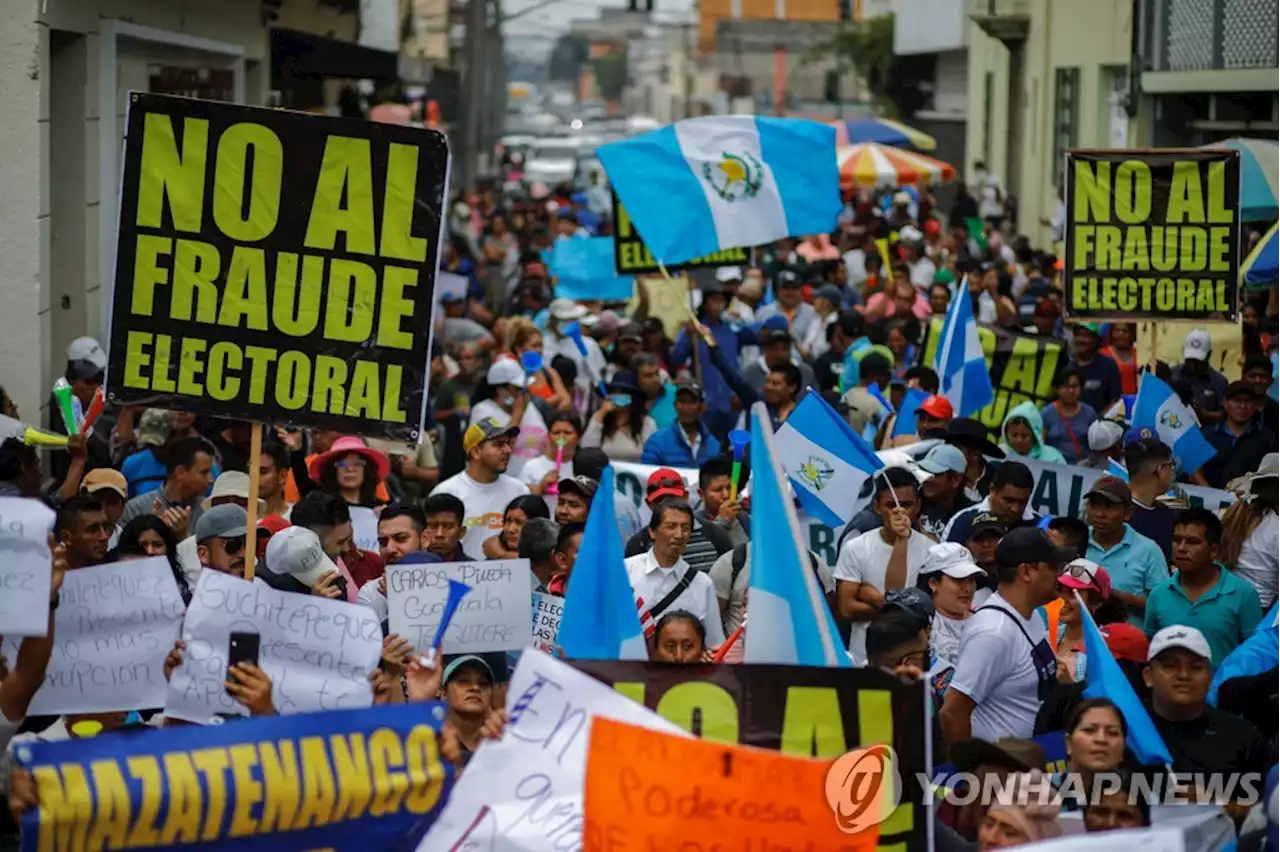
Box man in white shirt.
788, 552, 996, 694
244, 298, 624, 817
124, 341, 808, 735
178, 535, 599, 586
624, 498, 726, 650
431, 418, 530, 556
835, 468, 933, 665
940, 527, 1073, 744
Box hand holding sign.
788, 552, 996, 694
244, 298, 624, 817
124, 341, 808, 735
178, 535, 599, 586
0, 498, 56, 638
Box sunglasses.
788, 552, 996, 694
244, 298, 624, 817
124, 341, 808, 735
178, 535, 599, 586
220, 536, 246, 555
1062, 562, 1096, 583
884, 588, 935, 624
646, 478, 684, 494
336, 457, 368, 470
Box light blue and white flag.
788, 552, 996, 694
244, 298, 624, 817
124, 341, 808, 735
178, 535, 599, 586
934, 282, 994, 417
1132, 375, 1217, 476
1107, 458, 1130, 482
774, 392, 883, 528
891, 388, 932, 438
744, 403, 850, 667
597, 116, 841, 265
548, 236, 635, 301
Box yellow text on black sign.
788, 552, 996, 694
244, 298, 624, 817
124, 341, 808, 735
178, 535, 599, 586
1064, 150, 1240, 320
612, 195, 749, 275
106, 95, 449, 439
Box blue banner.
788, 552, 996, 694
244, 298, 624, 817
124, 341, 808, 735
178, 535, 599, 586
549, 236, 635, 301
17, 703, 453, 852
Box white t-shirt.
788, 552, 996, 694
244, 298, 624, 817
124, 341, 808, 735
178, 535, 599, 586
431, 471, 531, 556
949, 591, 1051, 741
931, 612, 968, 667
470, 399, 547, 480
1234, 510, 1278, 610
625, 550, 727, 649
357, 577, 389, 623
833, 529, 932, 665
909, 257, 937, 291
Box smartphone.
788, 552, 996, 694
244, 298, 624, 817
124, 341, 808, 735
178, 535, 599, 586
608, 393, 632, 406
330, 575, 349, 600
227, 631, 260, 686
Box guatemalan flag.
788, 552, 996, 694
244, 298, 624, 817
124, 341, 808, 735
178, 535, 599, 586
774, 392, 883, 528
745, 403, 850, 667
1132, 375, 1217, 475
934, 283, 994, 417
597, 116, 841, 265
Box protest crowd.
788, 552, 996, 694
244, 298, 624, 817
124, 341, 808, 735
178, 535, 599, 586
0, 94, 1277, 852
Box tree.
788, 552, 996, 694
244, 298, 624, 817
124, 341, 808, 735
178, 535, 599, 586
549, 33, 590, 82
593, 47, 629, 102
812, 14, 931, 119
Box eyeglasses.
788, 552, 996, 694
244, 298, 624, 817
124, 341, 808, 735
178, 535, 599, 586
336, 457, 368, 470
895, 648, 928, 670
220, 536, 246, 555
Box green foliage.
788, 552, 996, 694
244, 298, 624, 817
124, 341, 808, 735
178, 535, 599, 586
593, 47, 629, 102
549, 33, 591, 82
811, 14, 931, 118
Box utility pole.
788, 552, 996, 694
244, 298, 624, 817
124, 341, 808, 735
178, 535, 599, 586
460, 0, 489, 189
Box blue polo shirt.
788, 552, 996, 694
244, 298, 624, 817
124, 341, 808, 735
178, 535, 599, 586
1144, 567, 1264, 665
1086, 524, 1169, 625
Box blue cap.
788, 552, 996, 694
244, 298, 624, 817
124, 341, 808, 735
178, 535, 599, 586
762, 314, 790, 333
1124, 426, 1156, 446
398, 551, 443, 565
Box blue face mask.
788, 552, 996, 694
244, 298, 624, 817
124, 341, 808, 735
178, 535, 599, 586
124, 711, 143, 727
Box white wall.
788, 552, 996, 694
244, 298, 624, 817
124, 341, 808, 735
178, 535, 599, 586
892, 0, 966, 55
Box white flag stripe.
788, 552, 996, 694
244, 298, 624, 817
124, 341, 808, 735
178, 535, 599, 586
774, 420, 874, 519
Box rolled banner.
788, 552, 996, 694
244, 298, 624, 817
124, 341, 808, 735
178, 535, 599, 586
430, 579, 474, 652
727, 429, 751, 503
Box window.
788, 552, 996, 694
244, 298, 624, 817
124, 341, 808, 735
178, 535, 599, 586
1052, 68, 1080, 187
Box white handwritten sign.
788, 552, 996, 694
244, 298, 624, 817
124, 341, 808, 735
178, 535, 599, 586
349, 505, 380, 553
0, 497, 55, 637
531, 592, 562, 653
165, 570, 382, 724
0, 557, 184, 714
420, 649, 686, 851
387, 558, 533, 653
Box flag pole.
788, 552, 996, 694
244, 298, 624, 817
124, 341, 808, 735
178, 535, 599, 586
243, 422, 263, 581
750, 401, 838, 664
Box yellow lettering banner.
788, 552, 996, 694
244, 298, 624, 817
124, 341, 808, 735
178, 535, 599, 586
612, 193, 750, 275
106, 93, 450, 440
1063, 149, 1241, 321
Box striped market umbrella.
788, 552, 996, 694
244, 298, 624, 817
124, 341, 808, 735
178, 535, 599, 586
1202, 137, 1278, 223
1243, 222, 1278, 288
828, 118, 937, 151
837, 143, 955, 190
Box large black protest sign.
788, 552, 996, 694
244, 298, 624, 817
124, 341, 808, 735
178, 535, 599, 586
1064, 149, 1240, 321
612, 192, 749, 275
107, 94, 449, 439
571, 660, 929, 852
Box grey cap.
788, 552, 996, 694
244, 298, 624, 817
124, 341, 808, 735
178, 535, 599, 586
194, 503, 247, 543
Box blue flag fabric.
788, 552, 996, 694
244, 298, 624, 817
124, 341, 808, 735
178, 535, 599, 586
548, 236, 635, 301
16, 703, 454, 851
1078, 592, 1173, 765
744, 403, 850, 667
891, 388, 931, 438
1132, 374, 1217, 475
773, 392, 884, 528
934, 284, 994, 417
557, 465, 648, 660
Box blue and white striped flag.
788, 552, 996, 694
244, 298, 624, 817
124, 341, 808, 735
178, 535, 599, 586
1132, 375, 1217, 476
774, 392, 883, 528
934, 283, 994, 417
1107, 458, 1130, 481
597, 116, 841, 265
745, 403, 850, 668
892, 388, 932, 438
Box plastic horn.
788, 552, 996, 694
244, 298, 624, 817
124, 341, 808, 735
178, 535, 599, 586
727, 429, 751, 503
78, 387, 104, 437
52, 378, 77, 436
712, 614, 747, 662
563, 321, 609, 398
546, 437, 567, 495
520, 350, 544, 376
430, 580, 473, 652
24, 427, 70, 448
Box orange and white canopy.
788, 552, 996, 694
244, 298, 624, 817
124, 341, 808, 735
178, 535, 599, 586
837, 142, 956, 190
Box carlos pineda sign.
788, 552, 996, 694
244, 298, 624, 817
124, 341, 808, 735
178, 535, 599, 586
610, 450, 1233, 566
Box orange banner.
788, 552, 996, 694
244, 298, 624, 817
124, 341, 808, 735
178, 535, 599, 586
582, 717, 890, 852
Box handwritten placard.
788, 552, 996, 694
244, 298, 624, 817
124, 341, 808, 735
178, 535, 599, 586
0, 497, 55, 637
419, 649, 686, 850
387, 558, 533, 653
0, 557, 184, 713
349, 505, 380, 553
581, 718, 882, 852
165, 570, 382, 723
532, 591, 562, 653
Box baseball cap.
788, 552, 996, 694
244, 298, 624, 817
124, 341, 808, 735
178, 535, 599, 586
1147, 625, 1212, 663
463, 417, 520, 453
674, 378, 705, 400
892, 190, 912, 206
968, 512, 1007, 539
1034, 298, 1061, 318
915, 395, 954, 421
898, 224, 924, 243
814, 284, 845, 306
921, 543, 987, 580
81, 468, 127, 499
1100, 622, 1149, 662
443, 654, 494, 685
67, 337, 107, 371
762, 328, 793, 346
715, 266, 743, 283
557, 475, 599, 500
264, 525, 339, 588
1085, 475, 1131, 504
1058, 558, 1111, 598
1182, 329, 1211, 361
775, 269, 802, 288
1087, 419, 1124, 452
549, 298, 588, 321
193, 503, 248, 544
995, 527, 1076, 569
1226, 380, 1260, 401
201, 471, 267, 514
1124, 426, 1156, 447
487, 359, 533, 388
918, 443, 967, 476
881, 587, 935, 624
646, 468, 688, 503
137, 409, 174, 447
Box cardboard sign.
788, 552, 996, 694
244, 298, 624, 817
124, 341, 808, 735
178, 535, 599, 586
386, 558, 534, 653
531, 591, 563, 652
6, 558, 184, 714
166, 570, 382, 723
613, 192, 748, 276
582, 718, 883, 852
1063, 149, 1240, 320
106, 93, 450, 439
0, 498, 55, 637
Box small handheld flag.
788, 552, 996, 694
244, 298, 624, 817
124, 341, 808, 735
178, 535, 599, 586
774, 393, 883, 528
1132, 375, 1216, 475
934, 282, 994, 417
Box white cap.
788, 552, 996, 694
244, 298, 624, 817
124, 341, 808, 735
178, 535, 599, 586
549, 297, 587, 321
486, 359, 532, 388
893, 190, 911, 205
898, 225, 924, 244
1147, 625, 1212, 663
1182, 329, 1211, 361
201, 471, 267, 514
715, 266, 743, 283
67, 337, 107, 370
264, 526, 338, 588
1087, 419, 1124, 452
921, 543, 987, 580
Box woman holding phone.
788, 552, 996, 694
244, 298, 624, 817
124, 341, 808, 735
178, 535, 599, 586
581, 379, 657, 462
